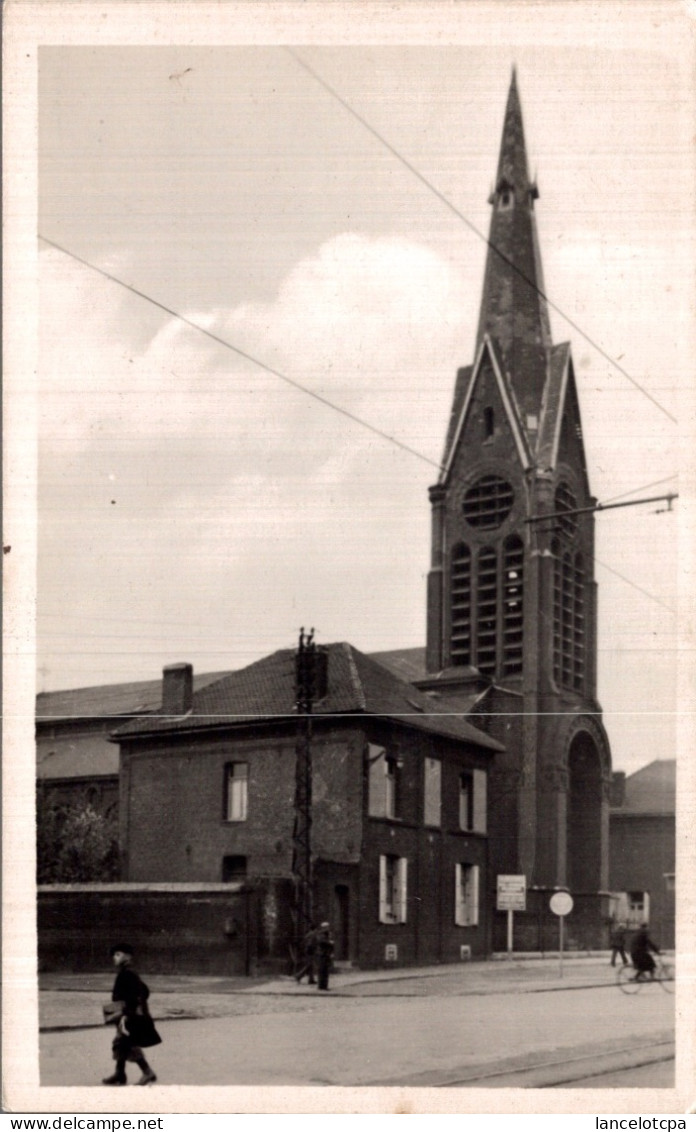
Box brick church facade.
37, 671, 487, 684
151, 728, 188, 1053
420, 69, 613, 948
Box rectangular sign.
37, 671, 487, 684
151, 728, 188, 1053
497, 874, 527, 911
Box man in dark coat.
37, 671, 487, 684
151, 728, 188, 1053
629, 923, 660, 981
316, 922, 334, 991
103, 943, 161, 1086
295, 924, 318, 985
609, 921, 629, 967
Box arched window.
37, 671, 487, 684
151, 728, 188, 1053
553, 545, 585, 693
450, 544, 471, 666
476, 547, 497, 676
502, 535, 524, 675
572, 552, 586, 690
552, 537, 562, 684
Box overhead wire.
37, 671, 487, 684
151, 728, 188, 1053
39, 235, 442, 474
39, 58, 680, 624
284, 47, 678, 426
39, 235, 677, 615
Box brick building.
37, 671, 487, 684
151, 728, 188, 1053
112, 644, 502, 967
609, 761, 676, 948
36, 671, 228, 816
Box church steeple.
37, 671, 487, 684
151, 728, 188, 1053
475, 69, 552, 421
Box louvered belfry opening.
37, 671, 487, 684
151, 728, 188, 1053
552, 484, 586, 692
450, 543, 472, 666
502, 535, 524, 676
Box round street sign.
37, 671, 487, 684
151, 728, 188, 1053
549, 891, 574, 917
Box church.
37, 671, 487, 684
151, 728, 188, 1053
416, 68, 613, 949
37, 71, 615, 970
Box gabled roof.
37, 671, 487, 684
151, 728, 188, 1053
536, 342, 571, 470
440, 335, 532, 481
112, 642, 504, 752
613, 760, 676, 816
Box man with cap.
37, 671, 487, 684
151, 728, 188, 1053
315, 922, 335, 991
103, 943, 161, 1086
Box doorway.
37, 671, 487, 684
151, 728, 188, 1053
332, 884, 350, 961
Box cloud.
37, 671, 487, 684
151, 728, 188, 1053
40, 233, 467, 457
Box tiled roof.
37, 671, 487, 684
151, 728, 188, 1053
614, 760, 676, 815
112, 643, 504, 752
36, 671, 231, 722
369, 647, 427, 684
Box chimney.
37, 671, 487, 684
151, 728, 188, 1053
162, 663, 193, 716
610, 771, 626, 808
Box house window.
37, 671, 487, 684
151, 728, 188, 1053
455, 863, 480, 926
379, 854, 408, 923
222, 855, 247, 882
459, 769, 487, 833
423, 757, 441, 827
483, 406, 495, 439
367, 745, 401, 819
224, 762, 248, 822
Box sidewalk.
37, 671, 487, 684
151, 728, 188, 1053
39, 953, 638, 1032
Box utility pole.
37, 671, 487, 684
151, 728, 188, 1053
291, 627, 316, 976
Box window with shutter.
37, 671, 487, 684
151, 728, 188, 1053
473, 769, 487, 833
423, 757, 442, 827
455, 863, 480, 926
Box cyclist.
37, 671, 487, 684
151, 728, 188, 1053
629, 922, 660, 981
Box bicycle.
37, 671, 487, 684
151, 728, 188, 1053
617, 956, 674, 994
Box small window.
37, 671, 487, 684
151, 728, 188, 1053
222, 855, 247, 882
459, 769, 487, 833
499, 191, 513, 211
379, 854, 408, 923
368, 745, 402, 820
455, 863, 480, 926
483, 406, 495, 439
225, 763, 248, 822
423, 757, 441, 827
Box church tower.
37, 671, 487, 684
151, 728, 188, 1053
424, 71, 613, 948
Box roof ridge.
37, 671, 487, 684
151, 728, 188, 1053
339, 642, 367, 712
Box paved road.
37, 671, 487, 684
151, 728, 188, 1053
552, 1059, 675, 1089
40, 981, 674, 1089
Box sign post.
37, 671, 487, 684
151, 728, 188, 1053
496, 875, 526, 958
549, 890, 574, 977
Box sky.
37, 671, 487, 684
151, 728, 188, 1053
30, 18, 695, 778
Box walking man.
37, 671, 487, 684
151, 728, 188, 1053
316, 921, 335, 992
609, 921, 629, 967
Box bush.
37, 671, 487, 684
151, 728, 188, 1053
37, 791, 119, 883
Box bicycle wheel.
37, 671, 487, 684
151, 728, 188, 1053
617, 965, 641, 994
657, 962, 674, 993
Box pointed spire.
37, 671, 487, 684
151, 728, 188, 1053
475, 71, 551, 422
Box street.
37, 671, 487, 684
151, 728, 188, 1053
40, 972, 675, 1089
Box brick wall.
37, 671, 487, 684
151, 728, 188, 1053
121, 725, 364, 883
37, 880, 295, 975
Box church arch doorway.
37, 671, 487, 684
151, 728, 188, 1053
566, 730, 603, 894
